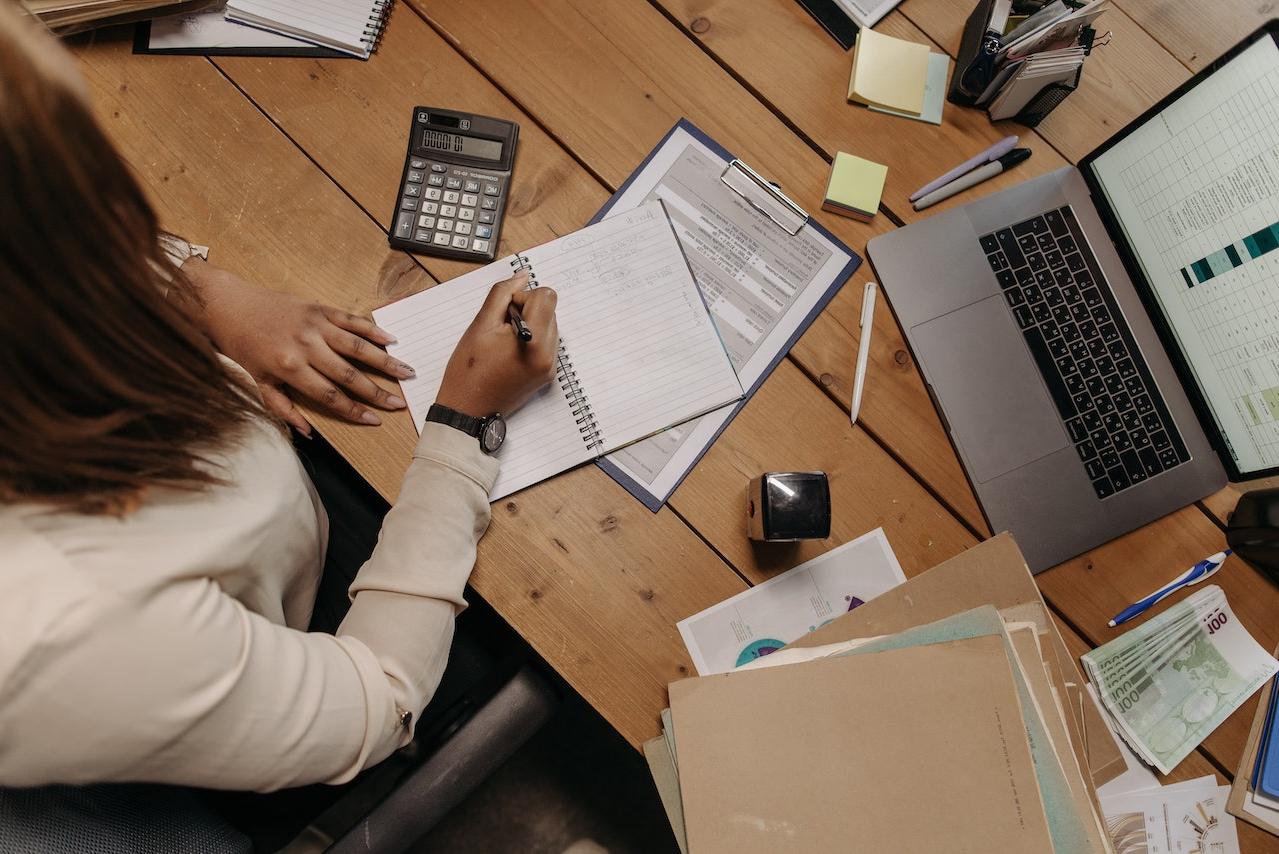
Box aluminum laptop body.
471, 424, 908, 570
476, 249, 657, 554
867, 23, 1279, 572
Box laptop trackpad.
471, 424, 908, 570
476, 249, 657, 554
913, 296, 1069, 484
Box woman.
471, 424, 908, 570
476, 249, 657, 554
0, 5, 559, 792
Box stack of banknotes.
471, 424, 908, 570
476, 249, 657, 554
1083, 585, 1278, 774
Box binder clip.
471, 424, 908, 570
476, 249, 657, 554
720, 159, 810, 236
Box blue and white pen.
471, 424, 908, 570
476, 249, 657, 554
1108, 550, 1233, 628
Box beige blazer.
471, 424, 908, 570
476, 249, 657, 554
0, 408, 498, 793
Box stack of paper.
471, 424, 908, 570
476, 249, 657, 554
20, 0, 213, 32
1083, 585, 1279, 774
1001, 0, 1109, 59
645, 534, 1127, 853
972, 0, 1110, 120
987, 47, 1086, 120
1228, 649, 1279, 837
847, 29, 949, 125
822, 153, 889, 222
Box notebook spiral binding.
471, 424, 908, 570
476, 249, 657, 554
511, 255, 604, 453
362, 0, 394, 55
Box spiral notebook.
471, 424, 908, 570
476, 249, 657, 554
373, 201, 744, 500
224, 0, 392, 59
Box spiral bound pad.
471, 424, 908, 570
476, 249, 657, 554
510, 254, 605, 454
373, 200, 744, 501
225, 0, 395, 59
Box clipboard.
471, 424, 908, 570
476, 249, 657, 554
590, 118, 860, 511
719, 159, 810, 235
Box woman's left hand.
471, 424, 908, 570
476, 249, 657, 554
179, 260, 415, 435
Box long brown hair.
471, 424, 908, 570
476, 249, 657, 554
0, 6, 268, 514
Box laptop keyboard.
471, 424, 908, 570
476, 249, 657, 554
978, 205, 1190, 499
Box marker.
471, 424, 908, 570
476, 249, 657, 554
909, 135, 1019, 202
1108, 550, 1232, 628
849, 282, 876, 426
508, 303, 533, 342
912, 149, 1032, 211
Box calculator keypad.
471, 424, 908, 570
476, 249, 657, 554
395, 160, 506, 258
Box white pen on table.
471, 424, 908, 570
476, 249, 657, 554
850, 282, 876, 426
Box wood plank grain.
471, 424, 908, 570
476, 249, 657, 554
210, 2, 997, 719
416, 0, 988, 535
653, 1, 1070, 222
213, 15, 606, 279
899, 0, 1192, 163
71, 33, 749, 749
417, 0, 1279, 780
672, 358, 975, 583
1112, 0, 1272, 72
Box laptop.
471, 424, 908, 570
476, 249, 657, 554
868, 22, 1279, 573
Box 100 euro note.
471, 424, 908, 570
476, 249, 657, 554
1083, 585, 1278, 774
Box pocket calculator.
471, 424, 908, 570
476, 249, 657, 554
389, 107, 519, 263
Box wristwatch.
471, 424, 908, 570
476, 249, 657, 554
425, 403, 506, 454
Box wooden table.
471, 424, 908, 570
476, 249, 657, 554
73, 1, 1276, 846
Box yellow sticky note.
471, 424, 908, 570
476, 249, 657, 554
823, 152, 888, 222
848, 28, 930, 115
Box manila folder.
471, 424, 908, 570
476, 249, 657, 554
669, 634, 1052, 853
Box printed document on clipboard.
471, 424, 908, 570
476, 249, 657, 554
593, 119, 861, 510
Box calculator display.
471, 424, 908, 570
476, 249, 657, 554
421, 130, 503, 162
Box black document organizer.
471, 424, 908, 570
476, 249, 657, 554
948, 0, 1084, 127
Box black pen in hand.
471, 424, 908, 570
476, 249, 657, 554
507, 303, 533, 342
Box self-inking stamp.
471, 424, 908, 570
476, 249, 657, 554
747, 472, 831, 542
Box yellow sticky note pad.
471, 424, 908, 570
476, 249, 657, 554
848, 28, 930, 115
823, 152, 888, 222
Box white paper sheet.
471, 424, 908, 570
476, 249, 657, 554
596, 123, 856, 509
833, 0, 903, 29
147, 5, 316, 49
1099, 777, 1240, 854
677, 528, 905, 675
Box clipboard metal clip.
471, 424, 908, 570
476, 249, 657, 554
719, 158, 810, 236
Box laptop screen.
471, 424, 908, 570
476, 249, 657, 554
1088, 32, 1279, 477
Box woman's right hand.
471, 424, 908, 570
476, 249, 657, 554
435, 273, 559, 418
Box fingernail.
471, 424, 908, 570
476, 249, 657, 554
387, 395, 407, 409
361, 411, 382, 425
378, 329, 398, 345
397, 362, 416, 378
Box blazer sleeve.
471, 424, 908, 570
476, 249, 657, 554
0, 423, 497, 792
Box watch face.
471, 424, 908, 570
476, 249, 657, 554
481, 415, 506, 453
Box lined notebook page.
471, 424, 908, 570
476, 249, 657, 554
373, 260, 591, 501
525, 202, 742, 453
226, 0, 379, 56
373, 200, 741, 501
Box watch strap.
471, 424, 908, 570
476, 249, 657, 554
426, 403, 483, 438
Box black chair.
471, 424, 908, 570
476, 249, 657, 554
0, 434, 558, 854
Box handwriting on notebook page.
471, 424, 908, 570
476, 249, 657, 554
374, 199, 741, 501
